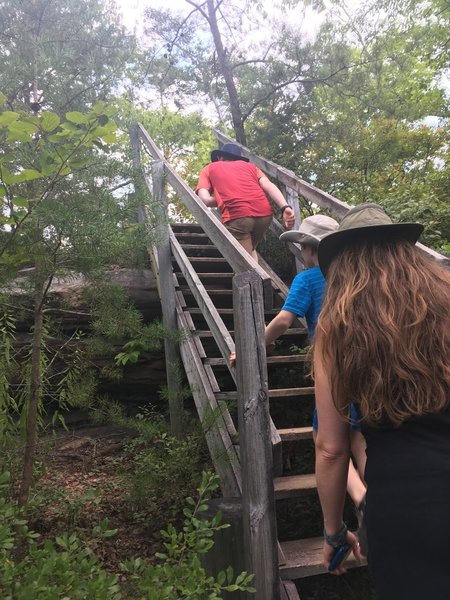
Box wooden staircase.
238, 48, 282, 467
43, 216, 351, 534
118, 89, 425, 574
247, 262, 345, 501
169, 221, 361, 590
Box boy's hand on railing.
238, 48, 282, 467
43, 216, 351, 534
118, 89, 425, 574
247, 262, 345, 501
230, 343, 275, 368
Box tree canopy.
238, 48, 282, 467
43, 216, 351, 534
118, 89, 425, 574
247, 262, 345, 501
137, 0, 449, 249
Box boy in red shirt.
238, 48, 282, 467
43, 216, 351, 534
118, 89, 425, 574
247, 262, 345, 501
196, 143, 295, 261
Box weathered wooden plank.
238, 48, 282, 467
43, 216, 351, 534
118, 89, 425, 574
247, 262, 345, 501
215, 387, 315, 401
187, 307, 280, 316
172, 256, 232, 265
280, 536, 365, 580
179, 287, 233, 296
274, 474, 317, 499
177, 271, 235, 279
201, 498, 248, 600
150, 162, 185, 438
233, 271, 279, 600
172, 231, 210, 238
204, 354, 311, 366
178, 244, 219, 251
196, 327, 307, 338
130, 125, 184, 437
278, 427, 314, 441
281, 580, 301, 600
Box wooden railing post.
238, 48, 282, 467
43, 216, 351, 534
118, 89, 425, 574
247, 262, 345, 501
130, 124, 184, 438
233, 271, 279, 600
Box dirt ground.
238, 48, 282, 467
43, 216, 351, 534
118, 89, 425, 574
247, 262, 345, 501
29, 424, 164, 573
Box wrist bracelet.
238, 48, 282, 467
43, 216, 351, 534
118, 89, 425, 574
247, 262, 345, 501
324, 523, 348, 549
280, 204, 291, 214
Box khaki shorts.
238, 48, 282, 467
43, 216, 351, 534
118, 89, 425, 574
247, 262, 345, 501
224, 215, 272, 250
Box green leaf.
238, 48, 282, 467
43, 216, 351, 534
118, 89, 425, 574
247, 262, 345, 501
40, 111, 61, 132
7, 121, 36, 142
99, 132, 117, 143
0, 111, 19, 125
20, 169, 42, 181
66, 111, 88, 124
92, 101, 106, 113
1, 167, 13, 184
12, 169, 43, 183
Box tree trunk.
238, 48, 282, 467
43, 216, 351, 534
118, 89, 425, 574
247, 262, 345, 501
18, 278, 44, 507
207, 0, 247, 145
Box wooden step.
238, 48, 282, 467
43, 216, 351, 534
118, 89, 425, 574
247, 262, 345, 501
186, 307, 280, 316
172, 256, 230, 264
274, 474, 317, 499
203, 354, 311, 366
179, 287, 233, 296
279, 537, 363, 579
215, 387, 315, 401
195, 328, 307, 338
174, 272, 234, 289
172, 256, 233, 273
278, 427, 314, 441
177, 243, 218, 251
173, 232, 211, 243
176, 245, 222, 257
170, 222, 204, 232
185, 272, 234, 279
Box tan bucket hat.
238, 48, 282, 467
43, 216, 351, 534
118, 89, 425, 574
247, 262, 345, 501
318, 203, 424, 275
279, 214, 339, 246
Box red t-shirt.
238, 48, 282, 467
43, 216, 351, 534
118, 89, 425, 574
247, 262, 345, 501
196, 160, 273, 223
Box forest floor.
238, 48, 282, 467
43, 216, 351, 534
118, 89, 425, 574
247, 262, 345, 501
26, 424, 166, 575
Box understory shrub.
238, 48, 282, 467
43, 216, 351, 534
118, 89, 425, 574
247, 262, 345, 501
122, 471, 255, 599
0, 470, 254, 599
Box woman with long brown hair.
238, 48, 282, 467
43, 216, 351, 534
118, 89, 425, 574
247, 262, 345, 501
313, 203, 450, 599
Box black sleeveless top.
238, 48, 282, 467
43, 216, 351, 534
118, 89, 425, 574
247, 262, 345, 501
361, 409, 450, 600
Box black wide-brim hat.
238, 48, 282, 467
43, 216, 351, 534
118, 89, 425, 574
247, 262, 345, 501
318, 203, 424, 276
211, 143, 249, 162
